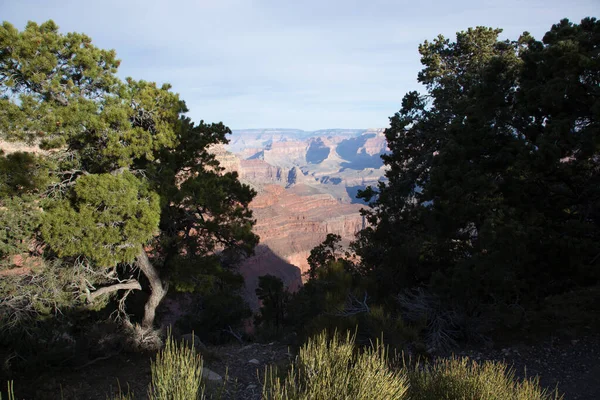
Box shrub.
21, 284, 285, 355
298, 307, 419, 352
176, 292, 251, 344
263, 331, 408, 400
397, 288, 465, 352
148, 332, 205, 400
407, 357, 562, 400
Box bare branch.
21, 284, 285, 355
87, 280, 141, 302
331, 292, 370, 317
222, 325, 244, 344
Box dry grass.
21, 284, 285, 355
263, 331, 408, 400
263, 329, 562, 400
0, 381, 15, 400
406, 356, 563, 400
147, 332, 205, 400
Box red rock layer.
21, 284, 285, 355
239, 184, 364, 308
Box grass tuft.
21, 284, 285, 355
0, 381, 15, 400
263, 330, 408, 400
147, 331, 205, 400
406, 356, 563, 400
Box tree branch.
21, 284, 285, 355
87, 280, 141, 302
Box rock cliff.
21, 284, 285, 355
211, 129, 386, 308
239, 184, 365, 309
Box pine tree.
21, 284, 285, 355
355, 18, 599, 309
0, 20, 258, 329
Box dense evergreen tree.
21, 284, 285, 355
255, 274, 289, 330
306, 233, 345, 280
0, 20, 258, 330
355, 18, 599, 311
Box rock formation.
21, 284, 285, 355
239, 185, 364, 309
211, 129, 387, 309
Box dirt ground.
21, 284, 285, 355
446, 333, 600, 400
6, 334, 600, 399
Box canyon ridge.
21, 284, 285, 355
213, 128, 388, 309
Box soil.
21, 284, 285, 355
6, 334, 600, 399
442, 333, 600, 400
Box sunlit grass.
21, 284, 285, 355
263, 330, 408, 400
406, 356, 562, 400
147, 332, 205, 400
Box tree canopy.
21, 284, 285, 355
355, 18, 599, 310
0, 20, 258, 331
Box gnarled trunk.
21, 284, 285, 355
137, 247, 167, 329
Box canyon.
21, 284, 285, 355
214, 128, 388, 308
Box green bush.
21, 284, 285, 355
175, 292, 251, 344
148, 332, 205, 400
263, 331, 408, 400
407, 357, 562, 400
264, 329, 561, 400
299, 307, 418, 351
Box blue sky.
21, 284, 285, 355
1, 0, 598, 130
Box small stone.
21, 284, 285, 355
248, 358, 260, 365
202, 367, 222, 382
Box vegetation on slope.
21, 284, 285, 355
262, 331, 559, 400
0, 19, 257, 370
255, 17, 599, 352
0, 14, 598, 400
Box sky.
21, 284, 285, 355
1, 1, 598, 130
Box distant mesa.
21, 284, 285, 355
212, 128, 387, 307
306, 138, 331, 164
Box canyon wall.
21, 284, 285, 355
213, 129, 387, 309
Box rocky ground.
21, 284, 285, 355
444, 334, 600, 400
207, 333, 600, 400
204, 341, 293, 400
7, 333, 600, 399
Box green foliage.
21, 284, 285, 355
299, 307, 419, 352
177, 292, 251, 344
285, 260, 354, 332
148, 332, 205, 400
307, 233, 343, 280
263, 331, 408, 400
41, 171, 160, 266
0, 151, 51, 197
407, 357, 561, 400
0, 19, 258, 332
263, 331, 559, 400
284, 249, 421, 348
255, 274, 289, 330
525, 284, 600, 338
0, 195, 41, 262
354, 17, 600, 320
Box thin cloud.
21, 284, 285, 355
1, 0, 597, 130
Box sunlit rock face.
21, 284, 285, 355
211, 128, 387, 309
239, 184, 365, 309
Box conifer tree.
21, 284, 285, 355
355, 18, 599, 308
0, 20, 258, 329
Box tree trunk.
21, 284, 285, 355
137, 246, 167, 329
